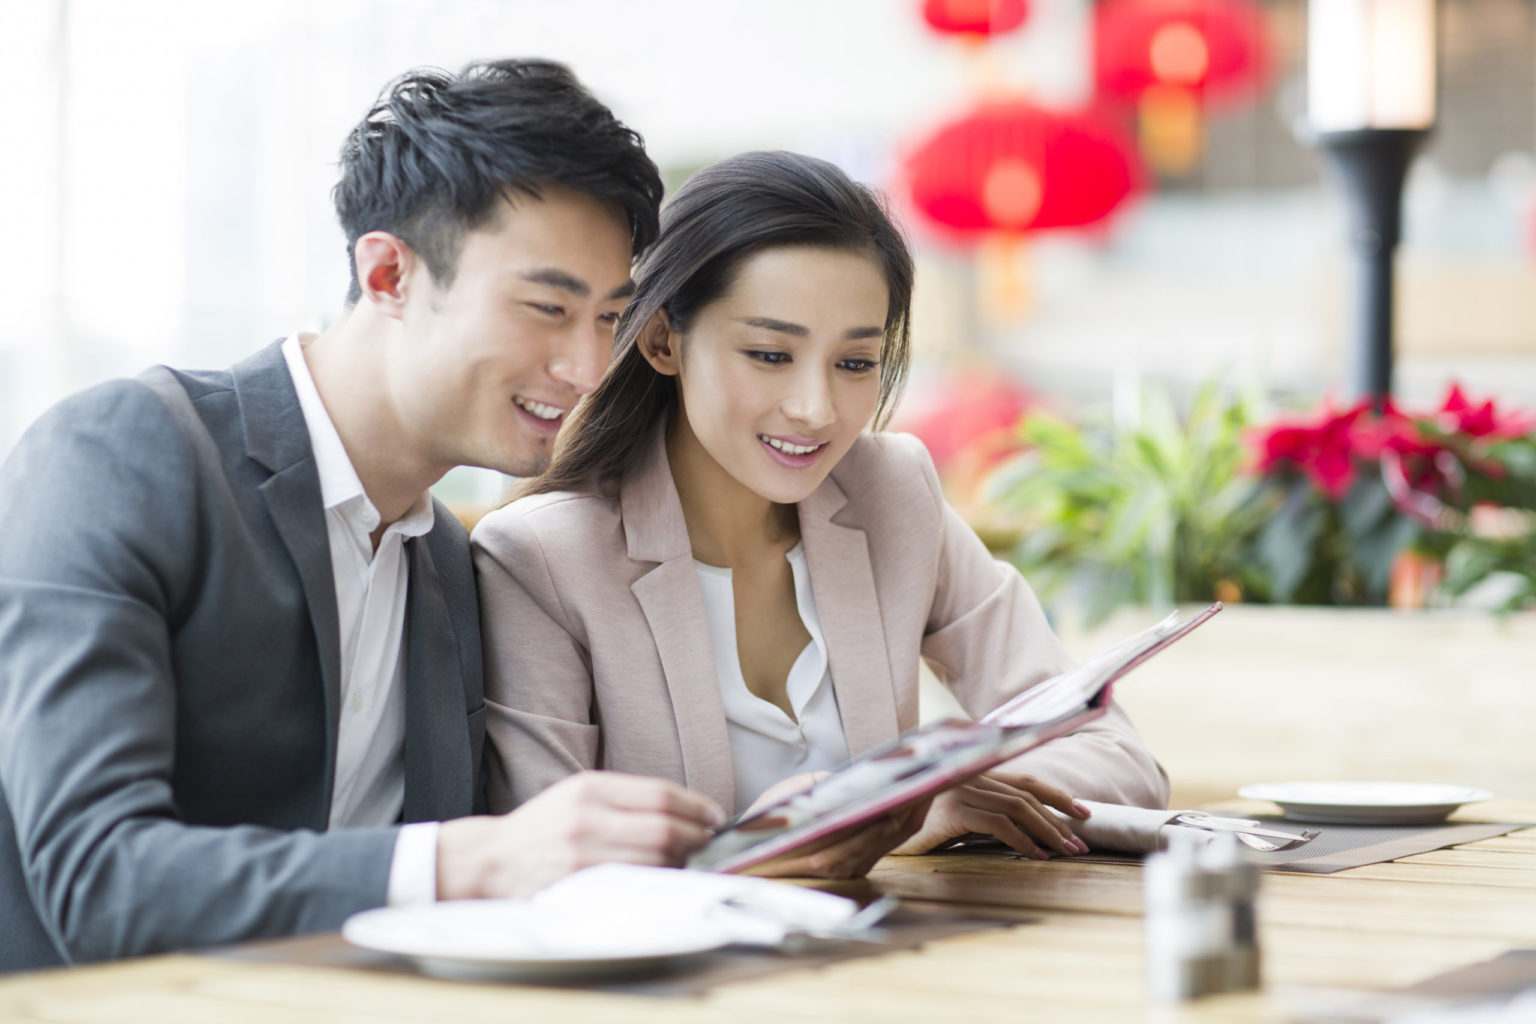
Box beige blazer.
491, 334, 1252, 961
472, 425, 1169, 815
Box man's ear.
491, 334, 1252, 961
637, 311, 682, 377
352, 231, 418, 318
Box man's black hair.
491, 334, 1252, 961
333, 58, 663, 304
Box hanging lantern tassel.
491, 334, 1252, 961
1138, 84, 1203, 176
978, 157, 1041, 319
979, 230, 1032, 320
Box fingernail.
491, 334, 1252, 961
1032, 848, 1051, 861
1072, 838, 1090, 854
1073, 801, 1092, 818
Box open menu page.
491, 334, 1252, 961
688, 602, 1222, 874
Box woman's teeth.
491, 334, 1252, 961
760, 435, 823, 455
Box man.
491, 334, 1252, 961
0, 59, 722, 973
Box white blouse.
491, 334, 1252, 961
693, 542, 851, 812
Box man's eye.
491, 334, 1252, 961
597, 312, 622, 326
747, 351, 790, 365
528, 303, 565, 317
839, 359, 879, 374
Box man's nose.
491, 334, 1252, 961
548, 321, 609, 395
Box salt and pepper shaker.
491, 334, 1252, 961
1143, 830, 1262, 1002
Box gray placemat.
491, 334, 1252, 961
212, 900, 1030, 997
1244, 818, 1527, 873
950, 819, 1528, 874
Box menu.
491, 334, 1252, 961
688, 602, 1223, 873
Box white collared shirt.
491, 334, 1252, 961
693, 542, 851, 813
281, 335, 439, 905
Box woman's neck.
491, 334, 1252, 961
665, 413, 798, 568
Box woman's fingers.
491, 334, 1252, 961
956, 780, 1079, 855
744, 803, 922, 879
990, 771, 1086, 819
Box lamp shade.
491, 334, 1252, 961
1308, 0, 1437, 132
903, 101, 1142, 237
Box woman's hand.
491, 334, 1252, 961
735, 771, 931, 879
741, 798, 933, 880
890, 771, 1092, 859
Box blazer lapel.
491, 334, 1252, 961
234, 342, 344, 822
622, 426, 737, 811
799, 474, 901, 757
401, 536, 474, 821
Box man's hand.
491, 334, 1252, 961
890, 771, 1091, 858
434, 771, 724, 900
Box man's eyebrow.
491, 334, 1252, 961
606, 281, 636, 301
520, 268, 590, 296
740, 317, 884, 342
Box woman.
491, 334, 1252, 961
472, 151, 1168, 876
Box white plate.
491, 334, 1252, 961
1237, 781, 1494, 825
342, 899, 729, 982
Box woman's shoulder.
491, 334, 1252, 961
830, 431, 944, 507
471, 486, 624, 561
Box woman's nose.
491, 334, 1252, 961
780, 370, 835, 430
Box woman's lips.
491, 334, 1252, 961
758, 433, 828, 468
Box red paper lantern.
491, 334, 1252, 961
903, 101, 1142, 239
921, 0, 1029, 37
1093, 0, 1271, 109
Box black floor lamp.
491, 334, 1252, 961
1305, 0, 1438, 410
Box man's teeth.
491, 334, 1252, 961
514, 396, 563, 420
761, 435, 822, 456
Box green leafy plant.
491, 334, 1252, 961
983, 381, 1267, 625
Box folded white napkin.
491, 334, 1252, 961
528, 863, 863, 947
1054, 800, 1212, 854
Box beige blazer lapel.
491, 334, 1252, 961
799, 473, 901, 757
620, 428, 736, 811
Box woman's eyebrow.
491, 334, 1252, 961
738, 317, 883, 341
739, 316, 808, 336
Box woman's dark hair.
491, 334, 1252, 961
333, 58, 662, 304
523, 149, 914, 498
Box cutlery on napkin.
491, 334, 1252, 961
1035, 801, 1317, 854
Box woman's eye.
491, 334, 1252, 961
839, 359, 879, 374
747, 350, 790, 365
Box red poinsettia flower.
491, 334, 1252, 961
1372, 411, 1461, 525
1435, 383, 1536, 440
1247, 398, 1376, 500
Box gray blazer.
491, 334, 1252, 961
473, 424, 1168, 816
0, 342, 486, 972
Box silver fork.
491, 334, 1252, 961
1229, 829, 1317, 852
1174, 814, 1319, 852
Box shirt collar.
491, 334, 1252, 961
280, 334, 434, 538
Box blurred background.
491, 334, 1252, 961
3, 0, 1533, 617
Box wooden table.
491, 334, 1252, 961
2, 799, 1532, 1024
